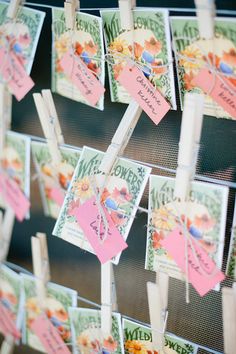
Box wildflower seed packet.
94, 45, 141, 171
21, 273, 77, 353
0, 264, 24, 340
0, 1, 45, 74
123, 318, 198, 354
226, 198, 236, 279
53, 146, 151, 264
31, 140, 81, 219
52, 8, 105, 110
171, 16, 236, 119
69, 307, 124, 354
0, 131, 31, 213
101, 8, 176, 109
145, 175, 228, 281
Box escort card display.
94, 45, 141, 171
145, 175, 228, 282
52, 8, 105, 110
69, 307, 124, 354
171, 16, 236, 119
101, 9, 176, 109
21, 273, 77, 353
32, 140, 81, 219
123, 318, 198, 354
0, 131, 31, 217
226, 198, 236, 280
0, 264, 23, 342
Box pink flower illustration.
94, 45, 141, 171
111, 187, 132, 204
68, 199, 81, 217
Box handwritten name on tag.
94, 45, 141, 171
0, 302, 21, 340
117, 64, 170, 124
193, 68, 236, 119
50, 187, 65, 207
0, 47, 34, 101
60, 51, 105, 107
160, 227, 225, 296
76, 196, 128, 263
30, 314, 70, 354
0, 173, 30, 222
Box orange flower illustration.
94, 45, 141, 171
229, 77, 236, 87
222, 49, 236, 66
75, 42, 83, 56
203, 52, 221, 68
113, 62, 124, 80
87, 61, 100, 75
103, 336, 118, 352
134, 42, 143, 59
183, 71, 196, 91
151, 60, 167, 75
152, 231, 164, 249
84, 40, 98, 56
144, 37, 162, 55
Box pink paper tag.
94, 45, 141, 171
30, 314, 70, 354
117, 64, 170, 124
0, 47, 34, 101
50, 187, 65, 206
160, 227, 225, 296
0, 302, 21, 340
0, 173, 30, 222
193, 68, 236, 119
60, 51, 105, 107
75, 196, 128, 263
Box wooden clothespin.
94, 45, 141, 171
118, 0, 135, 31
0, 336, 15, 354
0, 84, 12, 160
100, 99, 142, 335
33, 90, 63, 168
174, 93, 203, 201
64, 0, 80, 30
31, 233, 50, 308
41, 90, 64, 145
147, 272, 169, 352
6, 0, 23, 19
194, 0, 215, 40
222, 284, 236, 354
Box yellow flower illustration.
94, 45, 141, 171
73, 177, 93, 199
179, 45, 203, 70
152, 206, 175, 231
125, 340, 149, 354
55, 34, 70, 58
109, 38, 131, 56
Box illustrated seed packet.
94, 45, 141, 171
52, 8, 105, 110
0, 264, 24, 340
145, 175, 228, 281
0, 1, 45, 74
226, 198, 236, 279
171, 16, 236, 119
101, 9, 176, 109
21, 273, 77, 353
32, 140, 81, 219
53, 146, 151, 264
123, 318, 198, 354
0, 131, 31, 213
69, 307, 124, 354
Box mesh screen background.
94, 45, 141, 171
1, 0, 236, 353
